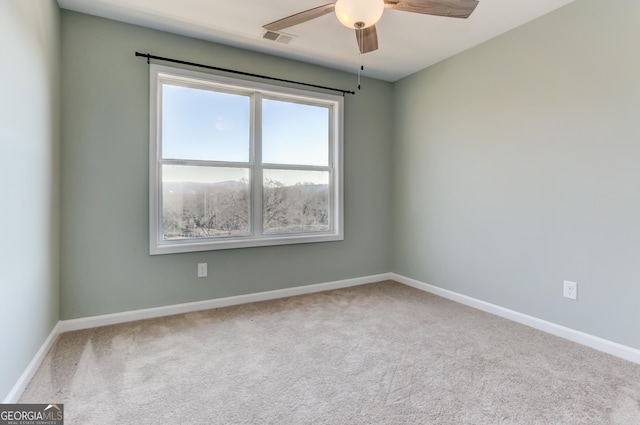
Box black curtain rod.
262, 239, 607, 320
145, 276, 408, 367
135, 52, 355, 96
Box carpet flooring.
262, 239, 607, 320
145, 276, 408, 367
20, 281, 640, 424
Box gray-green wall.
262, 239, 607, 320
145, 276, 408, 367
0, 1, 60, 400
392, 0, 640, 350
59, 11, 393, 320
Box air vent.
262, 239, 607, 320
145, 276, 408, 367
263, 30, 280, 41
263, 31, 295, 44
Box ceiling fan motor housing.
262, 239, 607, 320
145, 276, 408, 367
335, 0, 385, 29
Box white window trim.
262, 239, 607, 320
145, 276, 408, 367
149, 64, 344, 255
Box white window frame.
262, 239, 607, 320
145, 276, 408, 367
149, 64, 344, 255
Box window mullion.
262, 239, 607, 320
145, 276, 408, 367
260, 163, 332, 172
252, 93, 263, 238
159, 159, 251, 168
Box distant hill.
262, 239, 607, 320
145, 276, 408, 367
163, 180, 248, 194
163, 180, 328, 194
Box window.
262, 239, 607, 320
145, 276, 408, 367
149, 65, 343, 254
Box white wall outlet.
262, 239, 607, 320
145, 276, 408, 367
563, 280, 577, 300
197, 263, 207, 278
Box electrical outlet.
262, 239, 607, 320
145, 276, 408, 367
563, 280, 577, 300
197, 263, 207, 278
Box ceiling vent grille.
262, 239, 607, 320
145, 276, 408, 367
263, 31, 295, 44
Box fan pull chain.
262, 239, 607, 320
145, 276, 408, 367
357, 29, 363, 90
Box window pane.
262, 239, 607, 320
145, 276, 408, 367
162, 83, 250, 162
263, 169, 329, 234
162, 165, 250, 240
262, 99, 329, 166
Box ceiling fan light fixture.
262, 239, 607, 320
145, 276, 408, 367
334, 0, 384, 29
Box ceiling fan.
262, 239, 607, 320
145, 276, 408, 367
263, 0, 480, 54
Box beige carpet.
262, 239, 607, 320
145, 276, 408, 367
20, 281, 640, 424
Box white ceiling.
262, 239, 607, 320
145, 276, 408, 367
57, 0, 576, 82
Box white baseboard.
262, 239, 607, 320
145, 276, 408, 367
58, 273, 394, 333
391, 273, 640, 365
3, 322, 61, 403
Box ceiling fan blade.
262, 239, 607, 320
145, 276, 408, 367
384, 0, 479, 19
264, 3, 336, 32
355, 25, 379, 54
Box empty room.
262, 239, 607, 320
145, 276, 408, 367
2, 0, 640, 423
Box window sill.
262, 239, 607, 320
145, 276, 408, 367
150, 232, 344, 255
